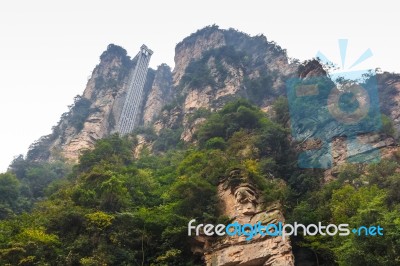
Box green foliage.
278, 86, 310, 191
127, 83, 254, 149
6, 159, 71, 214
380, 114, 395, 137
100, 44, 130, 65
243, 71, 274, 104
331, 185, 400, 266
133, 126, 158, 141
187, 107, 211, 124
25, 162, 69, 199
0, 221, 61, 265
1, 98, 399, 265
67, 95, 94, 131
95, 44, 132, 93
330, 185, 384, 223
241, 159, 289, 204
366, 159, 398, 186
99, 175, 130, 212
177, 25, 220, 48
337, 163, 364, 183
0, 173, 22, 218
289, 158, 400, 265
180, 46, 248, 90
205, 137, 227, 150
176, 149, 229, 186
153, 128, 184, 152
181, 57, 215, 89
85, 211, 114, 231
2, 129, 230, 264
377, 72, 400, 115
272, 96, 290, 126
78, 134, 134, 172
26, 136, 54, 161
197, 99, 274, 144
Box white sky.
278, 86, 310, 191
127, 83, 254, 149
0, 0, 398, 172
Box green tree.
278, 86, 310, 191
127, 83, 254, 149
0, 173, 21, 218
380, 114, 395, 137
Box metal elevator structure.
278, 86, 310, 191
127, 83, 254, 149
117, 44, 153, 135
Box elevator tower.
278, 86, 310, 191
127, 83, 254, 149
117, 44, 153, 135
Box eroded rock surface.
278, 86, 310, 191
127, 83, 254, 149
200, 169, 294, 266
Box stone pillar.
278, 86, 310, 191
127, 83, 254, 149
203, 169, 295, 266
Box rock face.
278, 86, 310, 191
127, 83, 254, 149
377, 72, 400, 133
25, 45, 132, 162
26, 26, 400, 167
173, 26, 227, 86
27, 26, 300, 162
26, 44, 155, 162
58, 47, 130, 160
142, 64, 173, 125
22, 25, 400, 266
156, 25, 298, 142
201, 169, 294, 266
294, 62, 400, 179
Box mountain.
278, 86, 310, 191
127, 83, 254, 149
3, 25, 400, 265
25, 25, 400, 180
24, 25, 296, 163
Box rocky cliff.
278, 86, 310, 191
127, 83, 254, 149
295, 60, 400, 180
155, 25, 298, 142
27, 25, 300, 162
142, 63, 173, 125
26, 44, 155, 162
22, 25, 400, 265
201, 169, 294, 266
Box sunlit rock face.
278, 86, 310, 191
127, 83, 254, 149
22, 26, 400, 266
199, 169, 295, 266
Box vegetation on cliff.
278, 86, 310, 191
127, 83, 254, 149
1, 99, 399, 265
2, 25, 400, 265
0, 100, 290, 265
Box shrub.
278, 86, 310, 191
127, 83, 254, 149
205, 137, 227, 150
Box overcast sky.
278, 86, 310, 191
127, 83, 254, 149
0, 0, 398, 172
